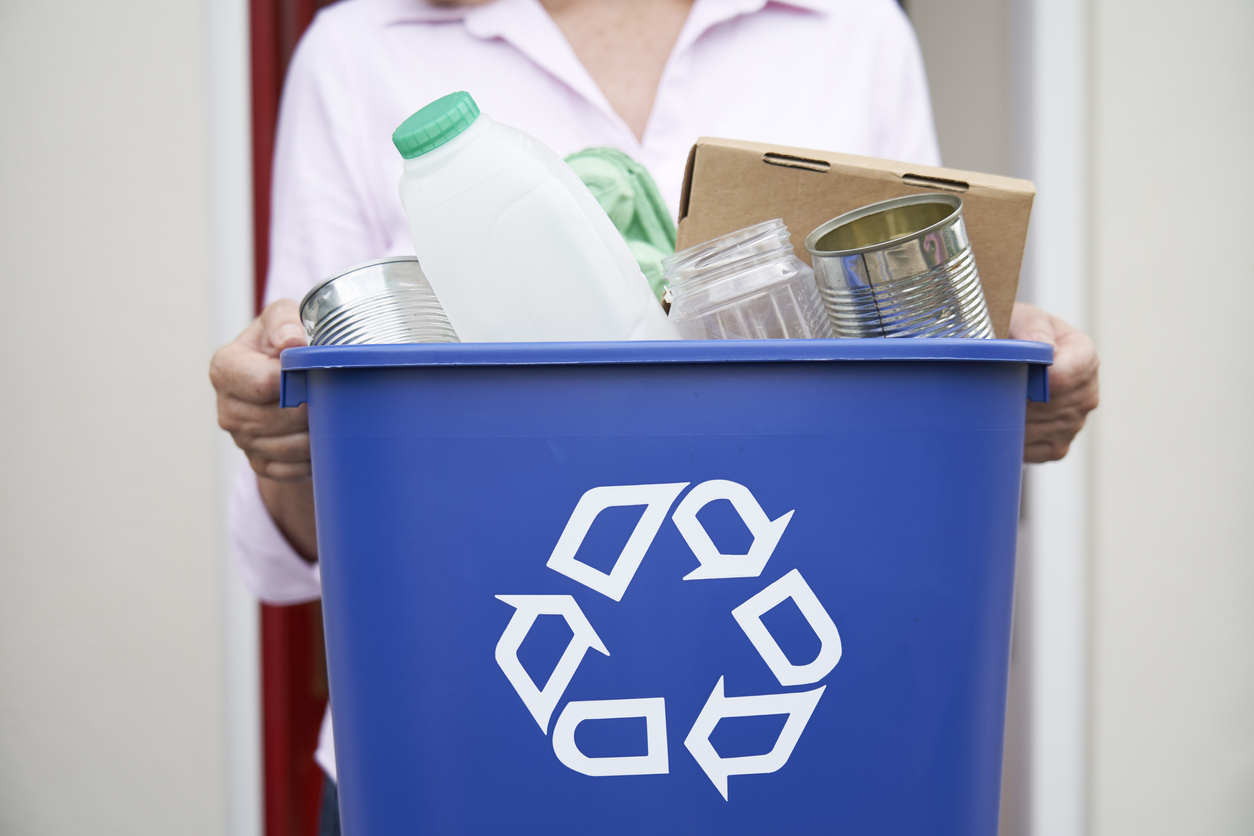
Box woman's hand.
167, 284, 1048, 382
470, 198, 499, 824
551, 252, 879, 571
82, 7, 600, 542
211, 299, 318, 560
1009, 302, 1101, 463
210, 299, 311, 480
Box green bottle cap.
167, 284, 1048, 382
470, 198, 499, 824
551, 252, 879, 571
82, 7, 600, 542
392, 92, 481, 159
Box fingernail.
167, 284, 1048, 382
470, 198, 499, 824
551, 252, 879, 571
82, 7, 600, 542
276, 324, 306, 346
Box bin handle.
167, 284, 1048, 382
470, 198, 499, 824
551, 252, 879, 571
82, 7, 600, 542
1027, 364, 1049, 403
281, 369, 307, 408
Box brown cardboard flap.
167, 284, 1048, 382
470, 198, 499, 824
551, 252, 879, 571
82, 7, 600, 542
675, 138, 1035, 338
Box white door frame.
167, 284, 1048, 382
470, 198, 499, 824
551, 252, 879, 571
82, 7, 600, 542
1013, 0, 1090, 833
207, 0, 263, 834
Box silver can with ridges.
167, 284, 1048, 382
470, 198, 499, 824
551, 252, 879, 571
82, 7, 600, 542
805, 194, 993, 339
299, 256, 459, 346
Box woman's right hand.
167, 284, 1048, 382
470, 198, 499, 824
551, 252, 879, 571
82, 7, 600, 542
210, 299, 319, 561
210, 299, 311, 481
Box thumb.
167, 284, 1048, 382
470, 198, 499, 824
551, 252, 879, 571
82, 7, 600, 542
260, 298, 307, 353
1009, 301, 1056, 348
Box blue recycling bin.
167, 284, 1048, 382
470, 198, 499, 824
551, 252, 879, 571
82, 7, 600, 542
281, 339, 1051, 836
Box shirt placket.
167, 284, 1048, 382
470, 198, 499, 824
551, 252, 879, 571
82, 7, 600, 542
461, 0, 640, 151
637, 0, 774, 199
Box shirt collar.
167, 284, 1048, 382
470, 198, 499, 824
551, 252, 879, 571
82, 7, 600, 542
378, 0, 472, 24
378, 0, 831, 26
671, 0, 829, 57
376, 0, 832, 147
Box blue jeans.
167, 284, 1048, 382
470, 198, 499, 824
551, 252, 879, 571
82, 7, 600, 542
319, 776, 341, 836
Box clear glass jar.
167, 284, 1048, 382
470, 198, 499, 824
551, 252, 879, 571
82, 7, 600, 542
662, 220, 833, 340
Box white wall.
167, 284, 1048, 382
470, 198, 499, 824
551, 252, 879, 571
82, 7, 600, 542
907, 0, 1013, 176
1089, 1, 1254, 833
0, 1, 230, 833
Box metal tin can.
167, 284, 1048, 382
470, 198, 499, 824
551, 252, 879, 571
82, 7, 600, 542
805, 194, 993, 339
299, 256, 459, 346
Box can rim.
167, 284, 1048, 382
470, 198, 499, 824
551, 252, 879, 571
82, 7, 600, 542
805, 194, 963, 258
298, 255, 421, 321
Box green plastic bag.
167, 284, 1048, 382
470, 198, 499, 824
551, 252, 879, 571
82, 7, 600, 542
565, 148, 676, 301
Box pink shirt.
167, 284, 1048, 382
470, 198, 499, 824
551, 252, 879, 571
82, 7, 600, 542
231, 0, 941, 779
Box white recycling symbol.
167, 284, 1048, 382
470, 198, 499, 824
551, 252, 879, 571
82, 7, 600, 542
495, 480, 841, 799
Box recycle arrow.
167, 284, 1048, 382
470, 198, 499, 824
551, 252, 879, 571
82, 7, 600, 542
683, 677, 825, 800
546, 482, 690, 601
494, 594, 609, 732
673, 480, 794, 580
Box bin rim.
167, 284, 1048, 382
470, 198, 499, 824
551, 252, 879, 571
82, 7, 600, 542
280, 338, 1053, 372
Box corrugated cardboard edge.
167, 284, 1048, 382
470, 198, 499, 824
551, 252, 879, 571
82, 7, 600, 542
676, 137, 1036, 338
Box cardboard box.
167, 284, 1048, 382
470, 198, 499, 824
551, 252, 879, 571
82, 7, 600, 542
676, 138, 1035, 338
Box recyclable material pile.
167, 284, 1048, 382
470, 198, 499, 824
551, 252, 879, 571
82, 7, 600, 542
302, 91, 995, 346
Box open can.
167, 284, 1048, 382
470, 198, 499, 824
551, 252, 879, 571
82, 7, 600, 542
805, 194, 994, 339
300, 256, 459, 346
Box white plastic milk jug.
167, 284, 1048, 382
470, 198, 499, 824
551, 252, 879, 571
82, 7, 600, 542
393, 92, 678, 343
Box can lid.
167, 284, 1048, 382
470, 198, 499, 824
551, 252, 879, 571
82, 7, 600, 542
392, 91, 481, 159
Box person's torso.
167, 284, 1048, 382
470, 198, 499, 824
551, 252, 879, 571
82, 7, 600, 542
314, 0, 932, 264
